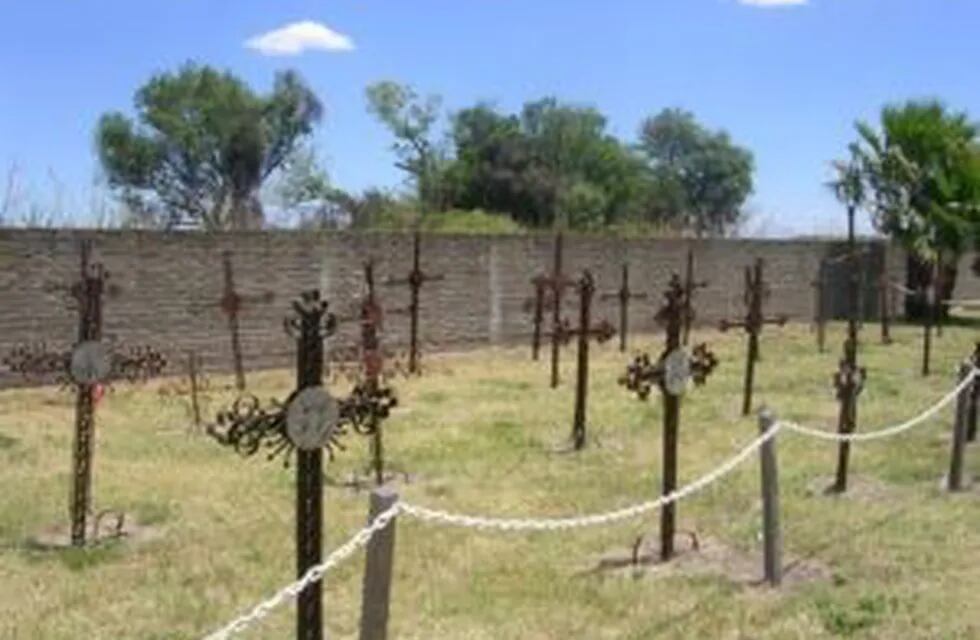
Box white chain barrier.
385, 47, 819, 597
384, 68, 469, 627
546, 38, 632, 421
399, 421, 784, 532
201, 367, 976, 638
201, 502, 402, 640
781, 368, 977, 443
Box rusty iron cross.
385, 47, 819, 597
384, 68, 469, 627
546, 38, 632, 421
528, 232, 577, 386
619, 273, 718, 562
600, 263, 648, 353
718, 259, 788, 416
383, 231, 444, 375
547, 271, 615, 450
2, 240, 167, 547
207, 289, 396, 640
681, 248, 708, 347
190, 251, 274, 391
157, 351, 212, 432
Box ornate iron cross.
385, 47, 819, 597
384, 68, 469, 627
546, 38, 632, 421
383, 231, 444, 375
530, 232, 577, 386
190, 251, 274, 391
619, 274, 718, 562
207, 290, 396, 640
600, 263, 648, 353
681, 248, 708, 347
718, 259, 788, 416
548, 271, 615, 450
2, 240, 167, 547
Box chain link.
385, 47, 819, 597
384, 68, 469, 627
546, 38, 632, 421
201, 502, 402, 640
781, 368, 977, 443
400, 421, 783, 532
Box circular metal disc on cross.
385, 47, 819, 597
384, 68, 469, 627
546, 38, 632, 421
663, 348, 691, 396
286, 387, 339, 451
70, 340, 111, 384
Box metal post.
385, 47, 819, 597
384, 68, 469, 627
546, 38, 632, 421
661, 393, 679, 562
531, 280, 545, 361
948, 362, 971, 492
550, 232, 565, 389
187, 351, 202, 431
757, 409, 782, 587
572, 276, 592, 450
358, 487, 399, 640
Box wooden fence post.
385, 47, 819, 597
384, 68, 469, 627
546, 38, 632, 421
359, 487, 399, 640
758, 408, 782, 587
947, 362, 972, 492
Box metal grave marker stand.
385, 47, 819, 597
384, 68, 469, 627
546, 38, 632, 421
719, 259, 789, 416
383, 231, 444, 376
620, 274, 719, 561
600, 263, 647, 353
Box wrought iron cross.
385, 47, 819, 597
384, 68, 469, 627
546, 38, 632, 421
811, 258, 828, 353
829, 200, 867, 494
207, 290, 396, 640
384, 231, 444, 375
530, 232, 577, 386
526, 273, 558, 362
2, 240, 167, 547
681, 248, 708, 347
548, 271, 615, 450
619, 274, 718, 562
190, 251, 274, 391
600, 263, 648, 353
718, 259, 788, 416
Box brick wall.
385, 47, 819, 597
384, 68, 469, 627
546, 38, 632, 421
1, 229, 963, 388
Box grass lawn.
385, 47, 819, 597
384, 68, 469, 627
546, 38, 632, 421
0, 321, 978, 639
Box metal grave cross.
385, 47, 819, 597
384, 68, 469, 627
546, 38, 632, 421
190, 250, 274, 391
548, 270, 615, 450
828, 197, 867, 494
619, 274, 719, 561
2, 240, 167, 547
207, 289, 397, 640
157, 350, 212, 432
718, 259, 789, 416
681, 248, 709, 347
529, 232, 577, 386
600, 263, 648, 353
383, 231, 444, 375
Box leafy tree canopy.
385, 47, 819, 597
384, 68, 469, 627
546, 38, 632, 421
96, 63, 322, 230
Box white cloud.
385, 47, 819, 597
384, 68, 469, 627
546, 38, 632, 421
739, 0, 808, 7
245, 20, 355, 56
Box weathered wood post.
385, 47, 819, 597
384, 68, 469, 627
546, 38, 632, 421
757, 408, 782, 587
358, 487, 400, 640
948, 361, 972, 492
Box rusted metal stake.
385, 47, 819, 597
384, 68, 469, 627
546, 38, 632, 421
187, 351, 203, 431
681, 248, 707, 347
386, 232, 444, 376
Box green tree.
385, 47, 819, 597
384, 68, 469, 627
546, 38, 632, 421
848, 100, 980, 312
96, 63, 322, 230
638, 108, 755, 237
366, 81, 450, 213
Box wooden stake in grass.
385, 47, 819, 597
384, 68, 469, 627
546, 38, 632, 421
358, 486, 399, 640
620, 274, 718, 561
207, 289, 397, 640
947, 360, 973, 492
719, 259, 788, 416
384, 231, 444, 376
552, 271, 615, 450
2, 240, 167, 547
757, 408, 782, 587
600, 263, 648, 353
968, 343, 979, 443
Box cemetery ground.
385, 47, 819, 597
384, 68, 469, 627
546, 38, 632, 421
0, 322, 978, 639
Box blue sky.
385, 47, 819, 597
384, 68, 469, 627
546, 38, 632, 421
1, 1, 978, 235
